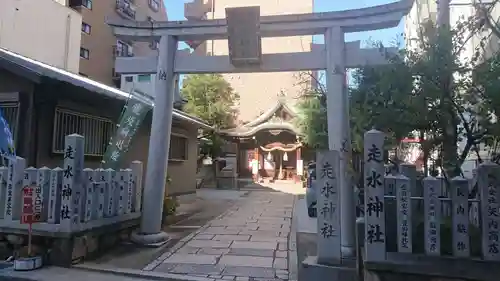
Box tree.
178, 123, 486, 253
295, 10, 500, 178
295, 51, 422, 154
181, 74, 240, 159
295, 89, 328, 150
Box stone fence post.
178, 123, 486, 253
7, 157, 25, 221
363, 129, 386, 261
61, 134, 84, 230
130, 161, 143, 212
316, 150, 341, 264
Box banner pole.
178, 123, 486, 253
28, 222, 32, 256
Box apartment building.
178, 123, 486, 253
0, 0, 81, 73
67, 0, 167, 86
184, 0, 313, 123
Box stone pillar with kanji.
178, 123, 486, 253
6, 157, 25, 221
61, 134, 84, 230
364, 129, 386, 261
316, 150, 341, 264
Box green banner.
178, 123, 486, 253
102, 92, 152, 169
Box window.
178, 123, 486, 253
115, 41, 133, 57
83, 0, 92, 9
148, 0, 160, 12
81, 22, 91, 34
52, 107, 115, 156
169, 135, 188, 161
80, 47, 89, 59
138, 74, 151, 82
125, 76, 133, 82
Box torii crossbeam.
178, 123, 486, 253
115, 41, 398, 74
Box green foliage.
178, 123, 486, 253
161, 175, 177, 222
181, 74, 240, 158
295, 89, 328, 150
182, 74, 239, 129
162, 196, 178, 218
295, 15, 500, 177
349, 58, 421, 152
473, 51, 500, 152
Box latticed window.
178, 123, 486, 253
52, 107, 114, 156
169, 134, 188, 160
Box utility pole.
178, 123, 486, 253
437, 0, 458, 177
437, 0, 451, 29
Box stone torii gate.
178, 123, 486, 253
109, 0, 413, 263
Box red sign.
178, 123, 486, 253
21, 186, 35, 224
21, 186, 38, 257
401, 137, 421, 143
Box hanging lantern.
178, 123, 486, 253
267, 152, 272, 160
283, 152, 288, 161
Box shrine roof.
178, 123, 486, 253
220, 100, 300, 137
220, 121, 300, 137
244, 99, 297, 128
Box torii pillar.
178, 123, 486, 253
324, 27, 356, 258
131, 35, 177, 245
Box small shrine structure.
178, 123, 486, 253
220, 99, 304, 182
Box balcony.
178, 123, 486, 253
113, 45, 134, 58
116, 0, 136, 20
184, 0, 212, 21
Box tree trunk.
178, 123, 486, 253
441, 122, 459, 178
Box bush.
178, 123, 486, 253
161, 175, 177, 218
163, 196, 178, 217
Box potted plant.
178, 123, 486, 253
13, 243, 43, 271
162, 175, 179, 222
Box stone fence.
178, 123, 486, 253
0, 134, 144, 266
362, 129, 500, 281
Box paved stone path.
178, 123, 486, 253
143, 188, 297, 281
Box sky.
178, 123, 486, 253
163, 0, 404, 49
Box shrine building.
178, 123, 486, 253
220, 99, 306, 182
